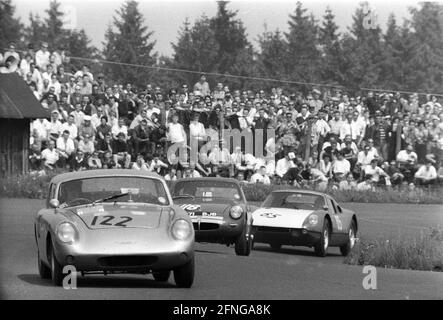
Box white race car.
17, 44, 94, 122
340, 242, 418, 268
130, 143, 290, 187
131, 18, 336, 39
251, 190, 358, 257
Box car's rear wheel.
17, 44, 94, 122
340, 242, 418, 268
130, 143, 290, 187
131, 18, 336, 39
340, 221, 357, 256
235, 225, 251, 256
49, 243, 64, 286
38, 249, 51, 279
152, 270, 170, 282
270, 243, 282, 251
314, 219, 330, 257
173, 256, 194, 288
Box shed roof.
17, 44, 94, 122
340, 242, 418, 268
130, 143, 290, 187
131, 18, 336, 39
0, 73, 49, 119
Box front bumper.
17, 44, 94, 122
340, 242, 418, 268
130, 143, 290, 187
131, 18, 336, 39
52, 228, 194, 272
252, 226, 321, 247
190, 216, 245, 244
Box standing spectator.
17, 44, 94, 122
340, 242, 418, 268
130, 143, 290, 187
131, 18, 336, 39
35, 42, 50, 70
193, 74, 210, 97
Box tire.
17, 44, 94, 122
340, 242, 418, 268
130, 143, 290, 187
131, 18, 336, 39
314, 218, 330, 257
174, 256, 194, 288
340, 221, 357, 256
38, 249, 51, 279
270, 243, 282, 251
235, 225, 251, 256
49, 243, 64, 286
152, 270, 170, 282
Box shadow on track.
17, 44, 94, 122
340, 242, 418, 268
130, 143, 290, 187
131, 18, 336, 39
18, 274, 177, 288
252, 244, 342, 257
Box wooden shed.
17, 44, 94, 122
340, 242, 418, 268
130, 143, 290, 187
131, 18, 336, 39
0, 73, 49, 177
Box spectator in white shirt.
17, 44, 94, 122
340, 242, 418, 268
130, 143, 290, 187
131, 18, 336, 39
275, 153, 296, 178
189, 113, 206, 146
414, 161, 437, 185
35, 42, 50, 70
340, 113, 360, 142
167, 114, 187, 145
362, 159, 389, 184
250, 166, 271, 185
332, 152, 351, 181
112, 118, 128, 140
41, 140, 59, 169
56, 130, 75, 167
396, 144, 418, 166
357, 145, 376, 167
60, 114, 78, 140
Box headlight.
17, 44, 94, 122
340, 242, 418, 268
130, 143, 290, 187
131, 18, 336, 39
229, 205, 243, 219
56, 222, 77, 243
171, 219, 192, 240
308, 214, 319, 226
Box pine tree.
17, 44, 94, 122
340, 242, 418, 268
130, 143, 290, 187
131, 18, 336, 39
318, 7, 343, 85
209, 1, 252, 75
285, 1, 321, 84
257, 28, 288, 81
170, 16, 219, 86
24, 13, 47, 48
102, 0, 157, 86
0, 0, 23, 49
406, 2, 443, 92
45, 0, 64, 49
340, 3, 383, 91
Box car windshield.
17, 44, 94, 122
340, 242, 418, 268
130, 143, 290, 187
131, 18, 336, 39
262, 192, 325, 210
172, 180, 243, 202
57, 176, 169, 207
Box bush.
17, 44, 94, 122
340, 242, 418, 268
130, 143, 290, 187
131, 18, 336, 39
1, 171, 442, 204
0, 170, 60, 199
344, 228, 443, 272
241, 183, 443, 204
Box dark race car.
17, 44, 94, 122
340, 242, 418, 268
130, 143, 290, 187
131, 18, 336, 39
171, 178, 253, 256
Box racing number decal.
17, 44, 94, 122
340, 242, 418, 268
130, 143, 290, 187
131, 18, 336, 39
334, 215, 343, 231
91, 215, 133, 227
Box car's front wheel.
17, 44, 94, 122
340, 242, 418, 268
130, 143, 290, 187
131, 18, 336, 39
153, 270, 170, 282
38, 249, 51, 279
173, 256, 194, 288
314, 219, 330, 257
49, 243, 64, 286
235, 225, 252, 256
340, 221, 357, 256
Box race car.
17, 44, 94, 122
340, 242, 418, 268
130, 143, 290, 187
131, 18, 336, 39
34, 170, 195, 287
171, 178, 253, 256
251, 190, 358, 257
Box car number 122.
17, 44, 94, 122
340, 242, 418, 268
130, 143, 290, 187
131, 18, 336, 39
91, 215, 133, 227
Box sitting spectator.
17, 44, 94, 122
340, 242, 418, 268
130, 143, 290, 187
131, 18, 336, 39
132, 154, 149, 170
414, 160, 437, 186
362, 159, 390, 186
71, 150, 88, 171
250, 166, 271, 185
164, 167, 178, 181
112, 132, 131, 168
41, 140, 59, 170
332, 151, 351, 181
56, 130, 75, 168
88, 151, 103, 169
78, 134, 95, 155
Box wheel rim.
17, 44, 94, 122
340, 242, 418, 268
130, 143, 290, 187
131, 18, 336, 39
324, 228, 329, 250
349, 228, 355, 248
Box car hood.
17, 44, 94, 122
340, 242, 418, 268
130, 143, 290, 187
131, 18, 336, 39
67, 203, 165, 229
175, 199, 241, 216
252, 207, 316, 229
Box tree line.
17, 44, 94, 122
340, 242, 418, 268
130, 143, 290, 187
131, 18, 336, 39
1, 0, 443, 94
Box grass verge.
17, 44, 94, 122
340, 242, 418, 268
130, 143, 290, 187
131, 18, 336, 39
1, 171, 442, 204
344, 228, 443, 272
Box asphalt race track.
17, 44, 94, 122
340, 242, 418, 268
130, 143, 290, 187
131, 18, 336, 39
1, 198, 442, 300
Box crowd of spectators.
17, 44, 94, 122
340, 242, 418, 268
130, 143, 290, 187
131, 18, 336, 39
2, 41, 443, 191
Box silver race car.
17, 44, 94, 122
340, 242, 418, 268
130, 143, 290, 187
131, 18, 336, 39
251, 190, 358, 257
34, 170, 195, 287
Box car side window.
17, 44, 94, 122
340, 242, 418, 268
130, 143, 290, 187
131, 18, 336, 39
46, 183, 55, 208
329, 199, 337, 214
336, 203, 343, 213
